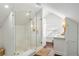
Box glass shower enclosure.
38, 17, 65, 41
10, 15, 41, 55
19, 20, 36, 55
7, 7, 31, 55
14, 4, 42, 55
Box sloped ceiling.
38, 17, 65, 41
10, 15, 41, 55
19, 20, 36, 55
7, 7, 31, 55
43, 3, 79, 22
0, 3, 79, 27
0, 3, 41, 26
0, 3, 13, 27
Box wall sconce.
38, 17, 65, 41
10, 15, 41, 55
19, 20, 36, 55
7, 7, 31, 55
61, 19, 67, 35
31, 21, 38, 32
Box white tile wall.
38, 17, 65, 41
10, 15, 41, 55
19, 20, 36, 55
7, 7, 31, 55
1, 12, 15, 56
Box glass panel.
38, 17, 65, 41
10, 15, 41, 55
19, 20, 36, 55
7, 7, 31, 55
14, 3, 42, 55
36, 9, 42, 47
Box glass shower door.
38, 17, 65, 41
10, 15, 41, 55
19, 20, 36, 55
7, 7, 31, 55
36, 9, 42, 47
14, 4, 42, 56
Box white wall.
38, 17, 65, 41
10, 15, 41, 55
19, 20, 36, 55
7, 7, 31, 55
25, 22, 31, 50
78, 24, 79, 56
15, 21, 36, 52
15, 23, 32, 54
0, 28, 3, 48
65, 17, 78, 56
1, 12, 15, 56
15, 25, 26, 52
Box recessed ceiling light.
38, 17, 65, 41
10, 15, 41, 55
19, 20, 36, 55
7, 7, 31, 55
4, 5, 9, 8
35, 3, 41, 8
26, 12, 30, 16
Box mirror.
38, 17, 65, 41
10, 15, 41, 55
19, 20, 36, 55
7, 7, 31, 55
43, 8, 65, 42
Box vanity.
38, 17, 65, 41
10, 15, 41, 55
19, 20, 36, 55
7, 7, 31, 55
54, 35, 66, 56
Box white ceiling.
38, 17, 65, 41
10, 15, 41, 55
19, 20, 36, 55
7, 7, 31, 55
0, 3, 41, 26
14, 3, 41, 25
43, 3, 79, 22
0, 3, 13, 26
0, 3, 79, 26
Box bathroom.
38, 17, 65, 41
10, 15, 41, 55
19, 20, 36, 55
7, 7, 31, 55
0, 3, 78, 56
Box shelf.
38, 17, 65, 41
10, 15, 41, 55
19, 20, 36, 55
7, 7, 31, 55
53, 35, 65, 39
